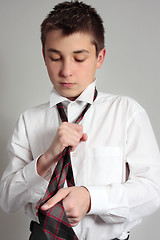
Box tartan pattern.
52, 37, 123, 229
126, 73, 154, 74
38, 89, 98, 240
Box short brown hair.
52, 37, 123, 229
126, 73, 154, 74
41, 1, 105, 57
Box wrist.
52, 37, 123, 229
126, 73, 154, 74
37, 150, 58, 178
81, 186, 91, 213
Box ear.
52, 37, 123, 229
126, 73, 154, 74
96, 48, 106, 69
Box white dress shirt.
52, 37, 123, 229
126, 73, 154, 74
0, 81, 160, 240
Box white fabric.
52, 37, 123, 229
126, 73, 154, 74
0, 81, 160, 240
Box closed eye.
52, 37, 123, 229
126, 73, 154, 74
50, 57, 61, 61
75, 58, 86, 62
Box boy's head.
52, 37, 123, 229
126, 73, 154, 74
41, 1, 106, 101
41, 0, 105, 57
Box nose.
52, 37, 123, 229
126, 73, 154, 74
60, 59, 72, 78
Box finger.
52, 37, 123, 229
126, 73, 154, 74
41, 188, 70, 211
81, 133, 88, 142
69, 132, 85, 151
62, 122, 83, 132
60, 126, 83, 145
68, 123, 83, 132
70, 134, 88, 152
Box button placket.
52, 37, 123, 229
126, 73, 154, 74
71, 151, 77, 185
67, 102, 77, 123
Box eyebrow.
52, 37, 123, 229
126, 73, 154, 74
47, 48, 89, 54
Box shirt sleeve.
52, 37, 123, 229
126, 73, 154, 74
0, 114, 49, 213
86, 109, 160, 224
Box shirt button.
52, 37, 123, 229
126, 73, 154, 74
70, 102, 76, 107
72, 151, 77, 157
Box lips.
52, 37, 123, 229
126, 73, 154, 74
60, 82, 75, 88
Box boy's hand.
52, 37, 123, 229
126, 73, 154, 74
37, 122, 87, 177
40, 186, 91, 227
48, 122, 87, 155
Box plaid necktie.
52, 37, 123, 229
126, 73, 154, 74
38, 88, 98, 240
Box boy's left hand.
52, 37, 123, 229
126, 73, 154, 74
40, 186, 91, 227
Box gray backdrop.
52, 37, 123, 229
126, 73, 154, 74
0, 0, 160, 239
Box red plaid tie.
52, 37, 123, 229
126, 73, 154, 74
38, 89, 98, 240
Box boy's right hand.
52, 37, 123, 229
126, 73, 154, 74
37, 122, 87, 178
48, 122, 87, 155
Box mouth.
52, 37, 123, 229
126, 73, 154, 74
60, 82, 75, 88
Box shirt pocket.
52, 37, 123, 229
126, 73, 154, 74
88, 146, 123, 185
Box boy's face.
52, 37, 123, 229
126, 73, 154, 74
43, 30, 105, 100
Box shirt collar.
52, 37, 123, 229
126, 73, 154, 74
50, 80, 96, 108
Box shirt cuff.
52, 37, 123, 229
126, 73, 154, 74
23, 157, 49, 195
85, 185, 110, 215
85, 184, 130, 225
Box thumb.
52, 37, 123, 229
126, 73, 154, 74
41, 188, 70, 211
81, 133, 88, 142
71, 133, 88, 151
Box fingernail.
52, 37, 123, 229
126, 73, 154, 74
41, 204, 49, 209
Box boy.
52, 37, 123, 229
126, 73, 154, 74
0, 1, 160, 239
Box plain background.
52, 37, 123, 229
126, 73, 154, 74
0, 0, 160, 239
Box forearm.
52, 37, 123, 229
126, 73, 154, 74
0, 158, 48, 213
86, 174, 160, 223
37, 151, 59, 178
